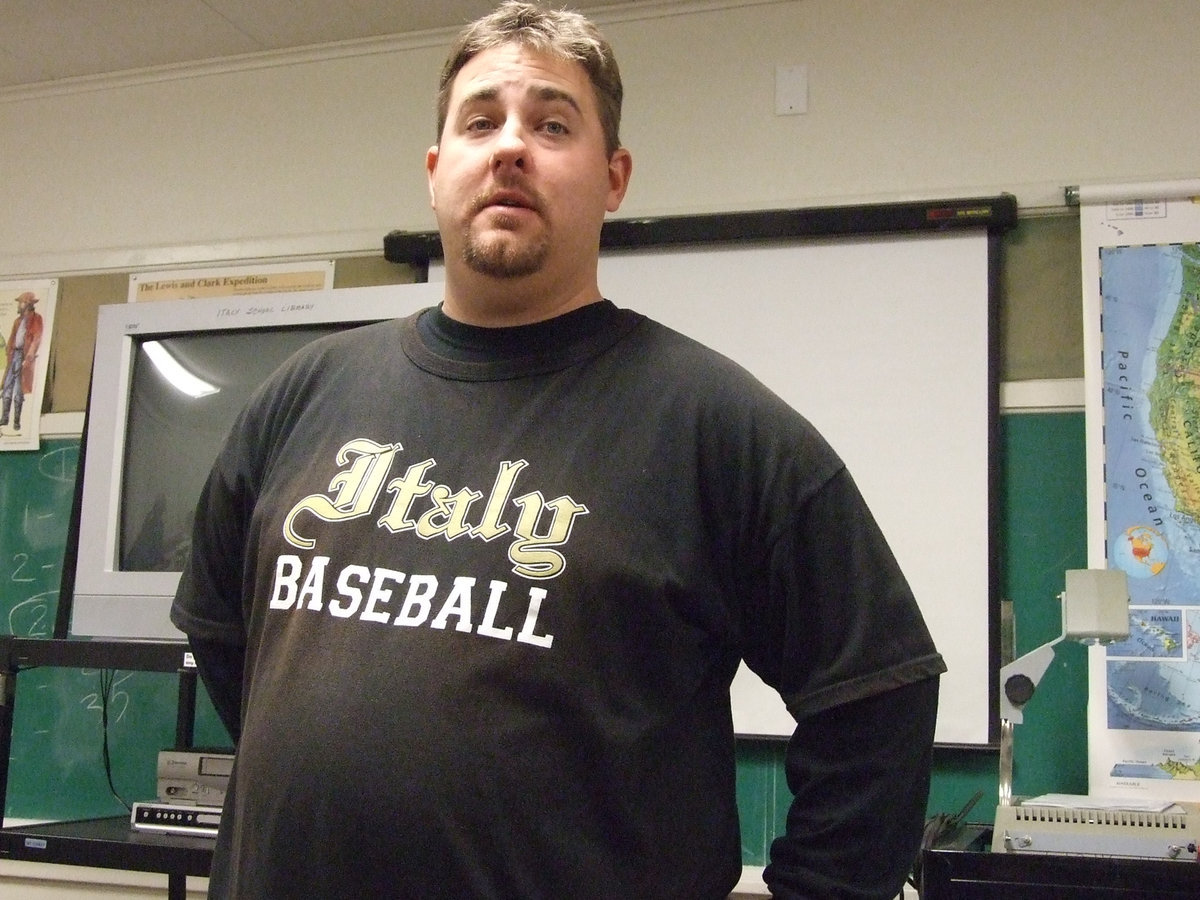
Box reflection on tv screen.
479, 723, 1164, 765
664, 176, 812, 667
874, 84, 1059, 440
120, 325, 343, 572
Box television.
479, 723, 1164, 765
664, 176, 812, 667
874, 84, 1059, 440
67, 282, 442, 641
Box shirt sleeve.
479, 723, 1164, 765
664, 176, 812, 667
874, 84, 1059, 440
737, 466, 946, 718
170, 453, 251, 646
764, 675, 940, 899
170, 412, 260, 745
734, 462, 946, 898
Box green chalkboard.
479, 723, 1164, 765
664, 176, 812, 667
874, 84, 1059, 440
0, 439, 77, 639
0, 437, 229, 822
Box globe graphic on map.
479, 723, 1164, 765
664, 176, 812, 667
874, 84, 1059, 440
1112, 525, 1169, 579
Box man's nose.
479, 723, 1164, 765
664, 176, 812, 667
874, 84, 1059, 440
491, 122, 528, 171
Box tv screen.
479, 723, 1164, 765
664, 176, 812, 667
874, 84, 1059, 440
120, 327, 341, 574
68, 283, 442, 641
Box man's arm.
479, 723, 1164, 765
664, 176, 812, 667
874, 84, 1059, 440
189, 636, 245, 744
764, 675, 939, 899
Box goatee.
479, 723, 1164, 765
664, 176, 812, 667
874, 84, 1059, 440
460, 184, 549, 278
462, 228, 549, 279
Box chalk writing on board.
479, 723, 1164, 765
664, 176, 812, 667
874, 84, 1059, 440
10, 550, 36, 583
1, 439, 77, 640
37, 444, 77, 482
9, 590, 54, 636
80, 669, 133, 725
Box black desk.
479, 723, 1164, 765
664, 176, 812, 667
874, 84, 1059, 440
0, 816, 213, 899
0, 638, 213, 899
921, 847, 1200, 899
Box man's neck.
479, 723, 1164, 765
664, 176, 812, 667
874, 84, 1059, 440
439, 269, 603, 328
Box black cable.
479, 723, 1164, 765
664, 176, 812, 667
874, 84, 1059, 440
98, 668, 131, 812
908, 790, 984, 893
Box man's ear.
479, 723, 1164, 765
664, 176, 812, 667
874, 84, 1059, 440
606, 148, 633, 213
426, 145, 440, 209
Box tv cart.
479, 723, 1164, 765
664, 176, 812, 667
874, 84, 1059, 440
0, 637, 214, 900
921, 837, 1200, 898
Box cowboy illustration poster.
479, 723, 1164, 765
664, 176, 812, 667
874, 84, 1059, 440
0, 280, 58, 451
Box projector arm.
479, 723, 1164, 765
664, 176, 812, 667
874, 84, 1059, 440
997, 569, 1131, 807
1000, 641, 1059, 725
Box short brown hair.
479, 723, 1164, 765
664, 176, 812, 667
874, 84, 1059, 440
436, 1, 624, 156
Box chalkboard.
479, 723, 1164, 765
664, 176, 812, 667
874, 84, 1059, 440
1, 439, 76, 639
0, 438, 229, 822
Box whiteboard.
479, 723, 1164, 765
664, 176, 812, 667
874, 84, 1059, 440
597, 231, 993, 745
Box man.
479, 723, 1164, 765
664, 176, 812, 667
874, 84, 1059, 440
172, 3, 945, 898
1, 291, 43, 432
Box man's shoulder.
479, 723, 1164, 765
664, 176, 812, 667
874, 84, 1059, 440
285, 316, 406, 367
616, 310, 771, 390
245, 318, 410, 409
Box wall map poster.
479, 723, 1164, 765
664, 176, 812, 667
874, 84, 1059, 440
1082, 185, 1200, 800
0, 279, 58, 452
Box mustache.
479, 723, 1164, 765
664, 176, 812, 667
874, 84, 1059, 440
470, 179, 545, 216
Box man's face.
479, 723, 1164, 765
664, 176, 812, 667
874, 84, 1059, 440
427, 42, 630, 295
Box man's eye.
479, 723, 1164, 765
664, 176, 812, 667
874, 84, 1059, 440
541, 121, 568, 136
465, 118, 495, 132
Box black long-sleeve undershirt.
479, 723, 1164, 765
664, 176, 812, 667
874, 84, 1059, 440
765, 676, 940, 899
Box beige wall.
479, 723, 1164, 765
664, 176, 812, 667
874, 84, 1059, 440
2, 0, 1197, 277
0, 860, 206, 899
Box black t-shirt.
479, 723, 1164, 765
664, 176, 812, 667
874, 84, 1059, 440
173, 300, 944, 899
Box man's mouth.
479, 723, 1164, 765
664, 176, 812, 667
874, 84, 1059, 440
479, 188, 538, 214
